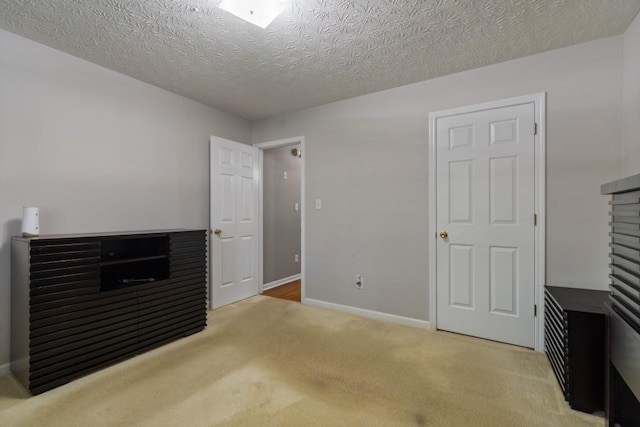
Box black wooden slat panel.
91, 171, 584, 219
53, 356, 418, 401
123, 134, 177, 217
31, 322, 139, 363
30, 309, 138, 341
31, 287, 137, 316
29, 353, 135, 396
30, 332, 139, 373
611, 264, 640, 289
31, 263, 99, 283
611, 274, 640, 295
545, 329, 568, 371
544, 288, 573, 403
137, 276, 203, 295
612, 190, 640, 202
138, 306, 205, 331
170, 232, 205, 242
30, 270, 100, 288
138, 316, 206, 348
545, 291, 566, 317
171, 261, 206, 274
30, 278, 100, 297
610, 214, 640, 224
170, 245, 206, 257
611, 298, 640, 333
30, 294, 139, 324
545, 340, 568, 397
138, 290, 206, 315
610, 242, 640, 259
31, 249, 100, 263
29, 342, 138, 391
30, 302, 139, 337
30, 258, 99, 274
613, 203, 640, 212
609, 231, 640, 244
30, 287, 103, 304
545, 334, 568, 381
610, 253, 640, 274
138, 282, 205, 306
544, 293, 568, 331
30, 317, 139, 352
30, 240, 99, 253
170, 239, 206, 250
138, 296, 206, 327
611, 285, 640, 310
171, 270, 206, 281
544, 316, 568, 356
138, 301, 206, 329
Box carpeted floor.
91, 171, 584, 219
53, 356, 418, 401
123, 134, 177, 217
0, 296, 601, 426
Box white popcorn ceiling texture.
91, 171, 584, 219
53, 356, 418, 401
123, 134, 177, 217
1, 0, 639, 120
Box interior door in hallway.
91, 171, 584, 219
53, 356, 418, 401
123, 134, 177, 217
435, 103, 536, 348
210, 136, 260, 309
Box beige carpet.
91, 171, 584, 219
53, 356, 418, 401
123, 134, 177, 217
0, 296, 601, 426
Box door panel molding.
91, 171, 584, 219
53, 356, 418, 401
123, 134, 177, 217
210, 136, 261, 309
428, 93, 546, 351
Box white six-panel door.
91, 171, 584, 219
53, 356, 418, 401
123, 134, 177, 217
435, 103, 536, 348
210, 136, 260, 309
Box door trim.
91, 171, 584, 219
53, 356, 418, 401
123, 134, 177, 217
428, 93, 546, 351
253, 136, 306, 302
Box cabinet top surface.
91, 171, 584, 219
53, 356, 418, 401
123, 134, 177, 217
12, 229, 205, 242
545, 286, 609, 314
601, 173, 640, 195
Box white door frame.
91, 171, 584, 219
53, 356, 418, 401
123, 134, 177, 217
428, 93, 546, 352
253, 136, 306, 302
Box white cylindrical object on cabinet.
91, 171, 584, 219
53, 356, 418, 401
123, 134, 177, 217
21, 207, 40, 237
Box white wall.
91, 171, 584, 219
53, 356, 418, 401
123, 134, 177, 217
622, 12, 640, 176
0, 29, 251, 369
252, 36, 624, 323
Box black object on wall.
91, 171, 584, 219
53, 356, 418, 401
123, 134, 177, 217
544, 285, 608, 413
10, 229, 207, 395
602, 174, 640, 426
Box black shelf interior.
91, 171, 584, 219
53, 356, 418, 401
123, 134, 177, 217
100, 235, 170, 291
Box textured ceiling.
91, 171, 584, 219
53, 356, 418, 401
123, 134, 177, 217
1, 0, 639, 120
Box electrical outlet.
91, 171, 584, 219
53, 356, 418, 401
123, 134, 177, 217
294, 254, 299, 263
283, 171, 288, 180
294, 202, 299, 212
315, 199, 322, 209
355, 275, 363, 289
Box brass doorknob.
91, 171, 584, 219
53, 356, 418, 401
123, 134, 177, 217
439, 231, 448, 239
213, 228, 222, 236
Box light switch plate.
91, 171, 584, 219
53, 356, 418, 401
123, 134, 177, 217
315, 199, 322, 209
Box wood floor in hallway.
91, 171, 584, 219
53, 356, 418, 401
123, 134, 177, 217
262, 279, 301, 303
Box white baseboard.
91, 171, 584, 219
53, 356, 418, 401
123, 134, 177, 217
262, 274, 301, 292
0, 362, 10, 376
303, 298, 433, 330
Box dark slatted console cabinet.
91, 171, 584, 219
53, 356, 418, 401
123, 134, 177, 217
11, 229, 207, 395
544, 286, 608, 413
602, 174, 640, 426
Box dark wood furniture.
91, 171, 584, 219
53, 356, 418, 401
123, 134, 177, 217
11, 229, 207, 395
544, 285, 608, 413
602, 174, 640, 426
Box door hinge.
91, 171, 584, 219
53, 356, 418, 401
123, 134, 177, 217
534, 213, 537, 226
534, 304, 537, 317
534, 123, 538, 135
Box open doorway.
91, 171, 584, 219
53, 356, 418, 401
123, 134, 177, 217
255, 137, 305, 303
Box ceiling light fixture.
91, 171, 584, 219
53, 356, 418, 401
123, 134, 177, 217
218, 0, 289, 29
